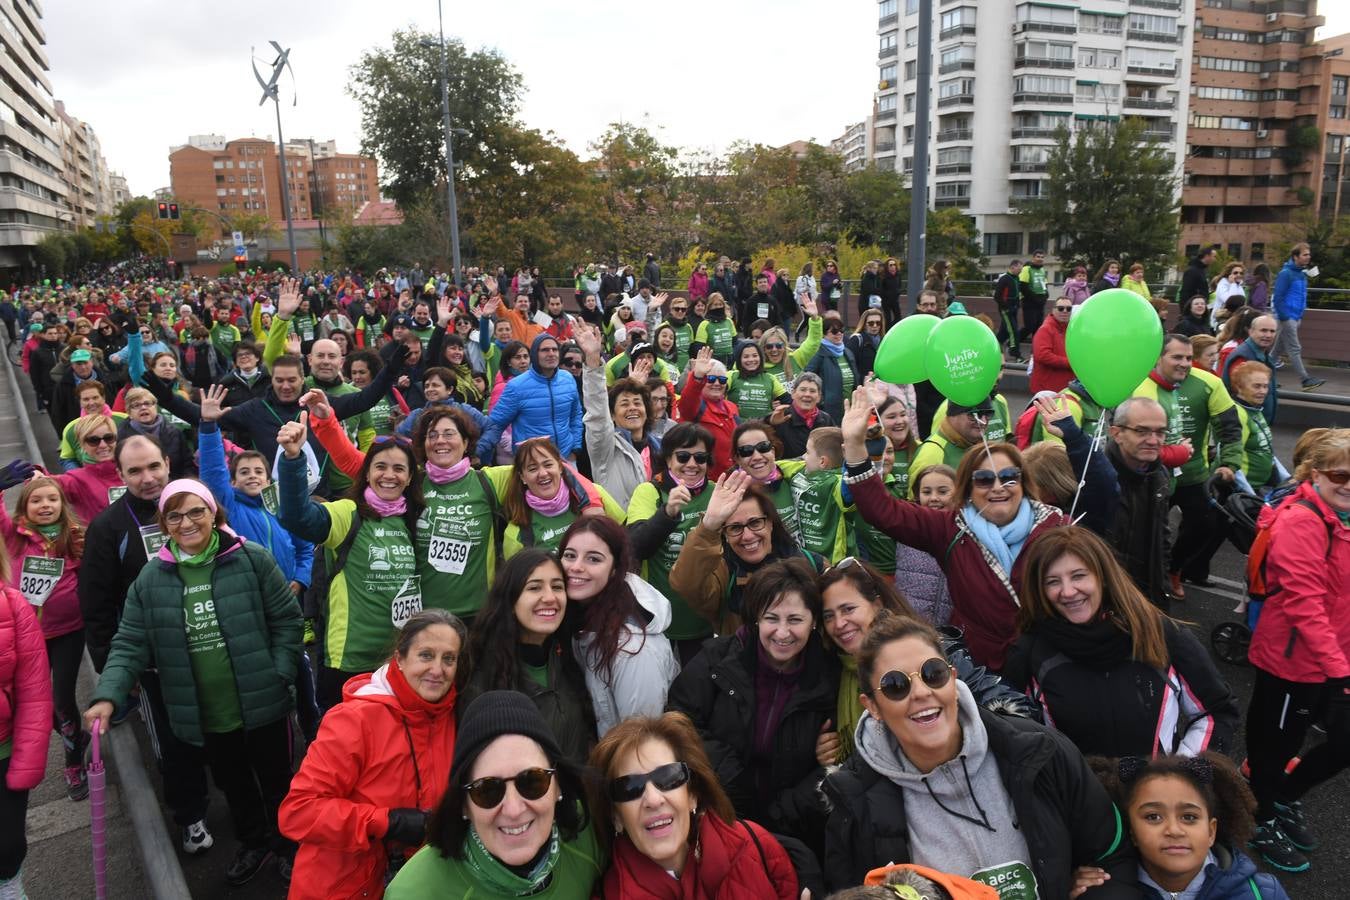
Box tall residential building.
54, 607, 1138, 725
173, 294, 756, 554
874, 0, 1192, 276
1179, 0, 1327, 261
1312, 33, 1350, 223
0, 0, 68, 270
830, 118, 874, 171
310, 153, 379, 218
55, 100, 113, 227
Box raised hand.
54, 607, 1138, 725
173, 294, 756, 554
702, 470, 752, 531
630, 356, 654, 383
276, 277, 302, 319
690, 345, 714, 380
483, 295, 502, 317
650, 291, 669, 310
277, 410, 309, 459
575, 323, 603, 363
0, 458, 35, 491
285, 333, 302, 355
199, 384, 232, 423
665, 482, 692, 518
436, 295, 453, 324
840, 386, 875, 450
1032, 394, 1069, 438
800, 293, 818, 318
767, 403, 791, 427
299, 388, 332, 421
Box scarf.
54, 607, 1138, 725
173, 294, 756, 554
525, 484, 571, 516
425, 457, 470, 485
1148, 370, 1178, 392
837, 654, 864, 761
363, 487, 408, 517
673, 472, 707, 492
1103, 272, 1121, 287
960, 499, 1035, 578
794, 404, 820, 429
35, 523, 61, 541
603, 813, 766, 899
819, 339, 844, 358
1031, 615, 1135, 669
462, 823, 561, 896
170, 529, 220, 567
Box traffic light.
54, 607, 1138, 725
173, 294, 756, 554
168, 203, 180, 220
234, 254, 247, 271
156, 202, 168, 219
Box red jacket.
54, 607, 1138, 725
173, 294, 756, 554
0, 585, 51, 791
851, 473, 1066, 670
0, 505, 82, 639
1030, 316, 1072, 395
53, 459, 124, 528
1248, 481, 1350, 683
280, 663, 457, 900
598, 814, 797, 899
677, 375, 740, 478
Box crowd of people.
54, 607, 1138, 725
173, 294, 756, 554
0, 247, 1343, 900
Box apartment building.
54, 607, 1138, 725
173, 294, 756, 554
830, 118, 874, 172
874, 0, 1193, 276
1180, 0, 1329, 261
54, 100, 116, 228
1312, 33, 1350, 223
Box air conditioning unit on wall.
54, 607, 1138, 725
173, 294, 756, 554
1257, 129, 1268, 138
1266, 12, 1279, 22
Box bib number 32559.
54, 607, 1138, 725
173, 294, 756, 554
428, 519, 471, 575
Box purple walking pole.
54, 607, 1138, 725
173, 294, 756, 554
88, 719, 108, 899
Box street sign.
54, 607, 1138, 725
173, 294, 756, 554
232, 230, 246, 257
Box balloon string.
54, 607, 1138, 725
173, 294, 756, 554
1067, 415, 1107, 521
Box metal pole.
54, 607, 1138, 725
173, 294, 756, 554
905, 0, 934, 315
438, 0, 462, 285
273, 103, 300, 273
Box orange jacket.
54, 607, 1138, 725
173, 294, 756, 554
865, 863, 999, 899
280, 664, 457, 900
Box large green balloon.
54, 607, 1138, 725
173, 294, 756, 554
873, 314, 940, 385
1066, 288, 1164, 408
923, 316, 1002, 407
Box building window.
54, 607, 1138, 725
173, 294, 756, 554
1079, 13, 1123, 35
1197, 56, 1259, 73
1334, 76, 1348, 97
1250, 242, 1264, 261
905, 60, 917, 80
1079, 48, 1119, 68
879, 94, 898, 111
1190, 115, 1256, 130
1128, 13, 1177, 37
904, 92, 915, 112
1016, 3, 1075, 27
940, 7, 976, 36
880, 63, 897, 82
905, 27, 916, 47
906, 0, 917, 14
1332, 106, 1347, 120
1014, 74, 1072, 95
879, 0, 897, 16
212, 160, 225, 170
1076, 82, 1120, 101
904, 125, 914, 144
983, 232, 1024, 256
880, 32, 897, 53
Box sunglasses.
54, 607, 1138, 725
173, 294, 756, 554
673, 450, 709, 464
872, 658, 955, 702
608, 761, 691, 804
1320, 469, 1350, 485
705, 375, 729, 385
972, 467, 1021, 488
83, 433, 117, 446
736, 440, 774, 458
723, 516, 769, 539
562, 359, 583, 370
1054, 306, 1072, 313
463, 767, 556, 809
825, 325, 845, 335
372, 434, 413, 449
764, 342, 785, 350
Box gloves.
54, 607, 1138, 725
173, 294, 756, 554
0, 459, 35, 491
384, 808, 426, 846
389, 340, 412, 370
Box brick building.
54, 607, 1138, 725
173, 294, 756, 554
1310, 33, 1350, 224
311, 153, 378, 217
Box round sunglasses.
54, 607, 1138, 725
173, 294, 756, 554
871, 658, 955, 702
463, 767, 555, 809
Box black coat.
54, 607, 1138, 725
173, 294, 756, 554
879, 270, 902, 308
117, 418, 195, 479
858, 271, 883, 316
846, 333, 880, 379
78, 493, 161, 671
1105, 442, 1171, 607
772, 407, 835, 460
1179, 259, 1210, 305
822, 709, 1139, 897
666, 631, 837, 853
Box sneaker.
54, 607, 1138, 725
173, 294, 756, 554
181, 819, 214, 855
1250, 819, 1310, 873
63, 764, 88, 802
1274, 800, 1318, 851
1168, 573, 1186, 600
225, 846, 274, 886
1301, 378, 1326, 391
303, 618, 316, 646
1274, 359, 1286, 370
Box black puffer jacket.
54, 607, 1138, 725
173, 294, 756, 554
1105, 441, 1171, 607
666, 630, 837, 854
822, 708, 1138, 897
936, 625, 1042, 721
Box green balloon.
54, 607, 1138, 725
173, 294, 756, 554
874, 314, 940, 385
42, 279, 49, 285
923, 316, 1002, 408
1066, 288, 1164, 408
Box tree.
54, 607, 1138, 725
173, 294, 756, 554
347, 30, 523, 207
925, 208, 986, 281
1274, 208, 1350, 290
588, 122, 688, 264
1015, 118, 1180, 270
33, 233, 67, 276
839, 166, 909, 252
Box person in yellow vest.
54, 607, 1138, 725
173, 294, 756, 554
908, 395, 1009, 485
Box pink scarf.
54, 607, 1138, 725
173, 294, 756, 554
425, 457, 470, 485
363, 487, 408, 517
525, 484, 571, 516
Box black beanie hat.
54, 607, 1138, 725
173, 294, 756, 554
451, 690, 564, 782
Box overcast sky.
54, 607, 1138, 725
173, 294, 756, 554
44, 1, 1350, 199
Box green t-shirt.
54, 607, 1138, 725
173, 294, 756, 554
180, 560, 244, 734
791, 469, 849, 562
765, 476, 802, 546
416, 473, 495, 619
525, 509, 578, 555
290, 313, 317, 342
664, 320, 693, 368
696, 319, 735, 363
367, 393, 400, 436
631, 481, 714, 641
728, 371, 780, 420
1133, 369, 1238, 487
210, 322, 240, 359
1238, 403, 1275, 488
324, 512, 421, 673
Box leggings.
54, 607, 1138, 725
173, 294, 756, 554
1246, 669, 1350, 817
46, 629, 85, 764
0, 758, 27, 879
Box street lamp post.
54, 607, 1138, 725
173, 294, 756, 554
426, 0, 463, 284
905, 0, 934, 314
252, 41, 300, 274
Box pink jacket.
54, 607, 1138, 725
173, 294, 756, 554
1248, 482, 1350, 683
0, 505, 82, 639
52, 458, 122, 527
0, 585, 52, 790
687, 270, 709, 301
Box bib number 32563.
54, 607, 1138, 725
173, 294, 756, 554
21, 557, 65, 607
428, 519, 471, 575
390, 575, 422, 629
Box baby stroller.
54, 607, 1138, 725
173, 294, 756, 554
1206, 474, 1266, 666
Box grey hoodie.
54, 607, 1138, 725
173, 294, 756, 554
854, 680, 1037, 891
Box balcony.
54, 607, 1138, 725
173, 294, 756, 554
935, 163, 972, 175
1014, 55, 1075, 70
1126, 65, 1177, 78
874, 142, 897, 154
878, 46, 898, 60
939, 25, 977, 41
876, 108, 897, 122
939, 60, 976, 74
1127, 29, 1181, 44
936, 128, 973, 142
934, 196, 971, 209
1012, 126, 1060, 138
1130, 0, 1181, 8
1012, 92, 1074, 105
1014, 21, 1076, 35
1140, 125, 1177, 142
937, 93, 975, 108
879, 13, 898, 26
1124, 96, 1175, 110
1010, 162, 1049, 174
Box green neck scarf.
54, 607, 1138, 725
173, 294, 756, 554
462, 823, 561, 896
35, 523, 61, 540
837, 654, 864, 762
170, 529, 220, 567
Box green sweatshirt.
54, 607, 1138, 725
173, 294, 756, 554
179, 560, 244, 733
791, 468, 850, 562
727, 370, 788, 420
628, 480, 715, 641
1133, 368, 1242, 488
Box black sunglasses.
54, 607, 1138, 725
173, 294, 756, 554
609, 762, 691, 804
1054, 305, 1073, 313
736, 440, 774, 458
82, 433, 117, 446
705, 375, 728, 385
674, 450, 709, 464
825, 325, 845, 334
764, 342, 785, 350
463, 767, 555, 809
562, 359, 583, 370
972, 467, 1021, 488
872, 658, 955, 702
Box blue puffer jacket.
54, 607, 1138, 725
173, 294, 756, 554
1272, 258, 1307, 321
476, 333, 583, 459
1140, 844, 1289, 900
198, 421, 314, 587
396, 397, 488, 439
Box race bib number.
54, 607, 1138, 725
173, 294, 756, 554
260, 483, 279, 515
970, 861, 1039, 900
869, 295, 882, 309
757, 302, 770, 320
427, 520, 471, 575
108, 485, 128, 504
390, 575, 422, 628
139, 525, 167, 557
301, 325, 314, 341
830, 287, 841, 300
20, 557, 64, 607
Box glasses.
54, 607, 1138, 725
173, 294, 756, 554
671, 306, 688, 313
82, 433, 117, 446
826, 556, 864, 575
608, 762, 691, 804
723, 516, 769, 539
673, 450, 709, 464
424, 429, 462, 443
825, 325, 844, 335
736, 440, 774, 458
165, 506, 211, 527
972, 467, 1022, 488
1053, 306, 1073, 313
764, 342, 785, 350
1319, 469, 1350, 485
562, 359, 583, 371
128, 400, 157, 410
372, 435, 412, 448
705, 375, 729, 385
463, 767, 556, 809
1118, 425, 1168, 440
871, 658, 955, 702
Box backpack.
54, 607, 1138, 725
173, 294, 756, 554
1244, 497, 1333, 630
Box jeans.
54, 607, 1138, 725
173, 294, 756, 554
200, 718, 295, 855
1273, 317, 1310, 381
